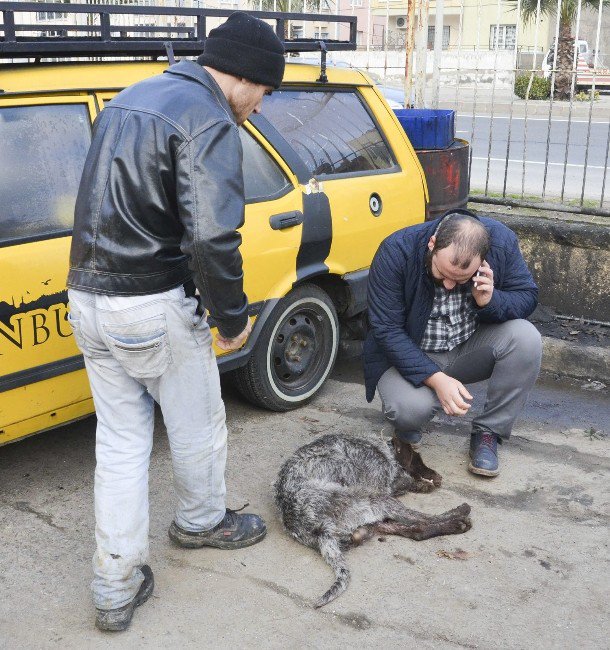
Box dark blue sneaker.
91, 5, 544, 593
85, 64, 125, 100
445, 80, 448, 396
469, 431, 501, 477
396, 430, 423, 451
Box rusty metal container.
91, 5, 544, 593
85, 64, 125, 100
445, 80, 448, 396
416, 139, 470, 221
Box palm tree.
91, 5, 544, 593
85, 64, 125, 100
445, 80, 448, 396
248, 0, 307, 39
511, 0, 603, 99
249, 0, 306, 13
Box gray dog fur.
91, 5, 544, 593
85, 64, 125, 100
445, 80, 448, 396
274, 433, 472, 607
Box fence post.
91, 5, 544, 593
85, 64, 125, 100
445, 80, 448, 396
404, 0, 416, 107
414, 0, 430, 107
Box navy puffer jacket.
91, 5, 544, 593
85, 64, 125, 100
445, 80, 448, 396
363, 214, 538, 402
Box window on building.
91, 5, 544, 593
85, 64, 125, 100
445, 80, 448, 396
291, 25, 304, 40
37, 11, 66, 20
0, 104, 91, 241
427, 26, 450, 49
490, 24, 517, 50
314, 30, 330, 40
262, 90, 396, 177
351, 0, 364, 7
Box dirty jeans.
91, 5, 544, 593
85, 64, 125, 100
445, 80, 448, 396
378, 319, 542, 440
67, 287, 227, 611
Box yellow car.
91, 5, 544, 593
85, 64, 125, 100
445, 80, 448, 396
0, 31, 428, 446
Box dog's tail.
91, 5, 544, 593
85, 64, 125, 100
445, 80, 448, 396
314, 533, 350, 608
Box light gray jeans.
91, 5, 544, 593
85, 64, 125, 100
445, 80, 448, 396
378, 319, 542, 441
68, 286, 227, 611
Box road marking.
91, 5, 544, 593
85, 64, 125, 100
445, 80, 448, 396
472, 156, 607, 169
458, 114, 609, 125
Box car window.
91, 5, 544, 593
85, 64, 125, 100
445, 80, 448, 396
240, 127, 292, 203
261, 89, 396, 177
0, 103, 91, 242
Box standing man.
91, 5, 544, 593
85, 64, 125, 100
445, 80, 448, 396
67, 13, 285, 632
364, 210, 542, 478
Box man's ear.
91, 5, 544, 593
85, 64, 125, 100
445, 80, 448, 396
427, 235, 436, 252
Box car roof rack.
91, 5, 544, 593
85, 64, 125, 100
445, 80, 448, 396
0, 2, 357, 62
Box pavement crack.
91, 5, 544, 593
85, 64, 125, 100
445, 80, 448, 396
8, 501, 65, 532
248, 576, 373, 630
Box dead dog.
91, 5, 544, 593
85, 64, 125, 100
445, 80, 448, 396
274, 433, 472, 608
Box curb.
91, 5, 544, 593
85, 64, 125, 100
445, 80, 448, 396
338, 336, 609, 385
439, 100, 609, 119
541, 336, 609, 384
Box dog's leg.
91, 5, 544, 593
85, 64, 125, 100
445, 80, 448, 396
373, 513, 471, 540
392, 436, 442, 487
371, 497, 471, 533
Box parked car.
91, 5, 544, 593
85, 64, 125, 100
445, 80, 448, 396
0, 21, 430, 447
542, 40, 610, 92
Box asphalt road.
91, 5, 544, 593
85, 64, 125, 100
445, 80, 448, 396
0, 358, 608, 648
456, 114, 610, 204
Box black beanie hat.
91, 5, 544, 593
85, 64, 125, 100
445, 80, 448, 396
198, 12, 285, 89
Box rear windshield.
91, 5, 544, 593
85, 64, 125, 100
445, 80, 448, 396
0, 103, 91, 242
262, 89, 396, 177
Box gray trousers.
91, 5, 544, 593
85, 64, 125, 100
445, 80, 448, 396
377, 319, 542, 440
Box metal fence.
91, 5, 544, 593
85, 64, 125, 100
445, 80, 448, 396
2, 0, 609, 215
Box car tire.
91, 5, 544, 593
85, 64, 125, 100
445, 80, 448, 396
233, 284, 339, 412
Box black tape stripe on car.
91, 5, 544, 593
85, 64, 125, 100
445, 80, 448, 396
249, 114, 332, 283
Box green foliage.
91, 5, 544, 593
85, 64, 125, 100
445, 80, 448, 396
574, 90, 601, 101
507, 0, 605, 26
514, 73, 552, 99
249, 0, 305, 10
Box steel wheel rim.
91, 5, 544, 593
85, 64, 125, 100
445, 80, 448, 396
270, 305, 333, 395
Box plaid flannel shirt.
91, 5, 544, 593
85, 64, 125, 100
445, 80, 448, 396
420, 283, 478, 352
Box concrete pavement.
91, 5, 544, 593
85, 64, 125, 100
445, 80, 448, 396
0, 358, 608, 649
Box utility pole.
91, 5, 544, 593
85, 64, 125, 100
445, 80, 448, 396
431, 0, 444, 108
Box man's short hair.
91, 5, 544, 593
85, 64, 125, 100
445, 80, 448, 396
433, 212, 490, 269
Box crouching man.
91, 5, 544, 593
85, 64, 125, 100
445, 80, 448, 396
363, 210, 542, 477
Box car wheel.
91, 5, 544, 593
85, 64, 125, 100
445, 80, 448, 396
233, 284, 339, 411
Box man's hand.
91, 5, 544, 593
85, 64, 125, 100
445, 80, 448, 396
216, 319, 252, 352
424, 372, 473, 416
472, 260, 494, 307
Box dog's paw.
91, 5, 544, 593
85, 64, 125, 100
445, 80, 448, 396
413, 480, 435, 493
431, 472, 442, 487
460, 517, 472, 531
446, 515, 472, 534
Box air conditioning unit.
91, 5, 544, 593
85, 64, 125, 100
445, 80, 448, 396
396, 17, 407, 29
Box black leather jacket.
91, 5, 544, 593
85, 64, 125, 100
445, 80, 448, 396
68, 61, 248, 338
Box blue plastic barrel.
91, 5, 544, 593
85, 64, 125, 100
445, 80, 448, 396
393, 109, 455, 150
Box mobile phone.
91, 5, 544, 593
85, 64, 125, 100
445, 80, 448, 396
473, 271, 482, 288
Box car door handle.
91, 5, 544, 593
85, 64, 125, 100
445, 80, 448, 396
269, 210, 304, 230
